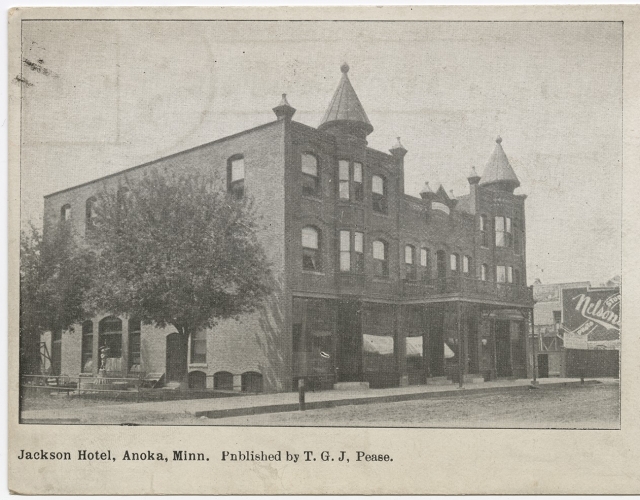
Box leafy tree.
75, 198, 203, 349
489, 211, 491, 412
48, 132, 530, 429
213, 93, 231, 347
85, 168, 272, 385
20, 222, 94, 376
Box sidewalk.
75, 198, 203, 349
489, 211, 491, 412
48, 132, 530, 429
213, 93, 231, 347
21, 377, 608, 424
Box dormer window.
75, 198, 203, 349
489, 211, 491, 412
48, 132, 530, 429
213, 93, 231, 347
60, 204, 71, 222
301, 153, 320, 197
227, 156, 245, 199
372, 175, 387, 214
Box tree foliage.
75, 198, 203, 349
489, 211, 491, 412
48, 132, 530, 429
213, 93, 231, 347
20, 222, 94, 374
85, 168, 272, 370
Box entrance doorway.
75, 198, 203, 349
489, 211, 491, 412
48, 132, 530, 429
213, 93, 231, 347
336, 300, 362, 382
495, 320, 512, 377
537, 354, 549, 378
166, 332, 188, 383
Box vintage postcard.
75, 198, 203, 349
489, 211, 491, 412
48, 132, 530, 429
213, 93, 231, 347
8, 5, 640, 495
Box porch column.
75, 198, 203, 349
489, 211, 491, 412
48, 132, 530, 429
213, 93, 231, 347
395, 305, 408, 387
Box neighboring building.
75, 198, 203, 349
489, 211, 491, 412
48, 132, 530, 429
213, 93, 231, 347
42, 63, 534, 392
533, 282, 620, 378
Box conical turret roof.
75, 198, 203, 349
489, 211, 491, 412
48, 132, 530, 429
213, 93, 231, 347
479, 136, 520, 191
318, 63, 373, 138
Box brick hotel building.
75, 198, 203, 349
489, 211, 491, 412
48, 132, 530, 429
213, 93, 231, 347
42, 63, 534, 393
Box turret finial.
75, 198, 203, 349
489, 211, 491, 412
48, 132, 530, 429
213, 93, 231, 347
340, 62, 350, 74
496, 136, 502, 144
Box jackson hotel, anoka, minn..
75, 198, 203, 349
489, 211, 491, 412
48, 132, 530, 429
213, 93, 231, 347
42, 63, 534, 393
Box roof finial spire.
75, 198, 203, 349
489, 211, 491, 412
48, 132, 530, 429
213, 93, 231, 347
496, 136, 502, 144
341, 62, 350, 74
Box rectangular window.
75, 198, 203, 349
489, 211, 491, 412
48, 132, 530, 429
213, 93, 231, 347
450, 254, 458, 272
463, 255, 470, 273
505, 217, 512, 247
553, 310, 562, 325
496, 265, 507, 283
228, 157, 245, 199
191, 330, 206, 364
301, 154, 320, 197
480, 215, 489, 247
405, 245, 416, 280
339, 161, 350, 200
481, 264, 488, 281
372, 175, 387, 214
420, 248, 428, 267
353, 162, 363, 201
339, 230, 351, 272
495, 216, 506, 247
354, 231, 364, 273
507, 266, 513, 283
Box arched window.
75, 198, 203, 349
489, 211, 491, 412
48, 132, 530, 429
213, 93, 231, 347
372, 175, 387, 214
373, 240, 389, 277
420, 248, 430, 282
450, 253, 459, 272
481, 264, 488, 281
302, 226, 321, 271
128, 318, 141, 372
241, 371, 263, 393
227, 155, 245, 199
301, 153, 320, 197
480, 215, 489, 247
85, 197, 97, 232
188, 371, 206, 390
495, 216, 512, 247
214, 371, 234, 390
98, 316, 123, 368
60, 204, 71, 222
463, 255, 471, 274
81, 320, 93, 373
191, 329, 206, 364
405, 245, 416, 280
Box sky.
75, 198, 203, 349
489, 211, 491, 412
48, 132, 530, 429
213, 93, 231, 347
19, 20, 622, 285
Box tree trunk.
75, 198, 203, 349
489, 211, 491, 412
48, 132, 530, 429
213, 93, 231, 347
179, 329, 191, 391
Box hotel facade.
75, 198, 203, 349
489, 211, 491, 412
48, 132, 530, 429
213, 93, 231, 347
42, 64, 535, 393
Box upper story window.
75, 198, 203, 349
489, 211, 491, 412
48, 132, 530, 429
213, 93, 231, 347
420, 248, 430, 282
227, 156, 245, 199
85, 197, 98, 232
302, 226, 321, 272
496, 265, 507, 283
338, 160, 364, 202
513, 218, 522, 254
463, 255, 471, 274
339, 230, 365, 273
372, 175, 387, 214
450, 253, 459, 272
301, 153, 320, 197
191, 329, 207, 364
480, 215, 489, 247
553, 310, 562, 326
373, 240, 389, 278
404, 245, 416, 280
495, 216, 512, 247
60, 204, 71, 222
339, 230, 351, 272
497, 266, 515, 283
481, 264, 488, 281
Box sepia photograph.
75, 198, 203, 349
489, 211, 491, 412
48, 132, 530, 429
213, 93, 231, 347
8, 6, 637, 495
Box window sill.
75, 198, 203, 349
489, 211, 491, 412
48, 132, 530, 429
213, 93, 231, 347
302, 270, 325, 276
189, 363, 208, 369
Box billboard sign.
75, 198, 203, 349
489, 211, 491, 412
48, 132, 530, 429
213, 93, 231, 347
562, 287, 620, 350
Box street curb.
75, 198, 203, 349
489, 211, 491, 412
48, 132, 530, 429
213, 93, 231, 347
195, 380, 601, 419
